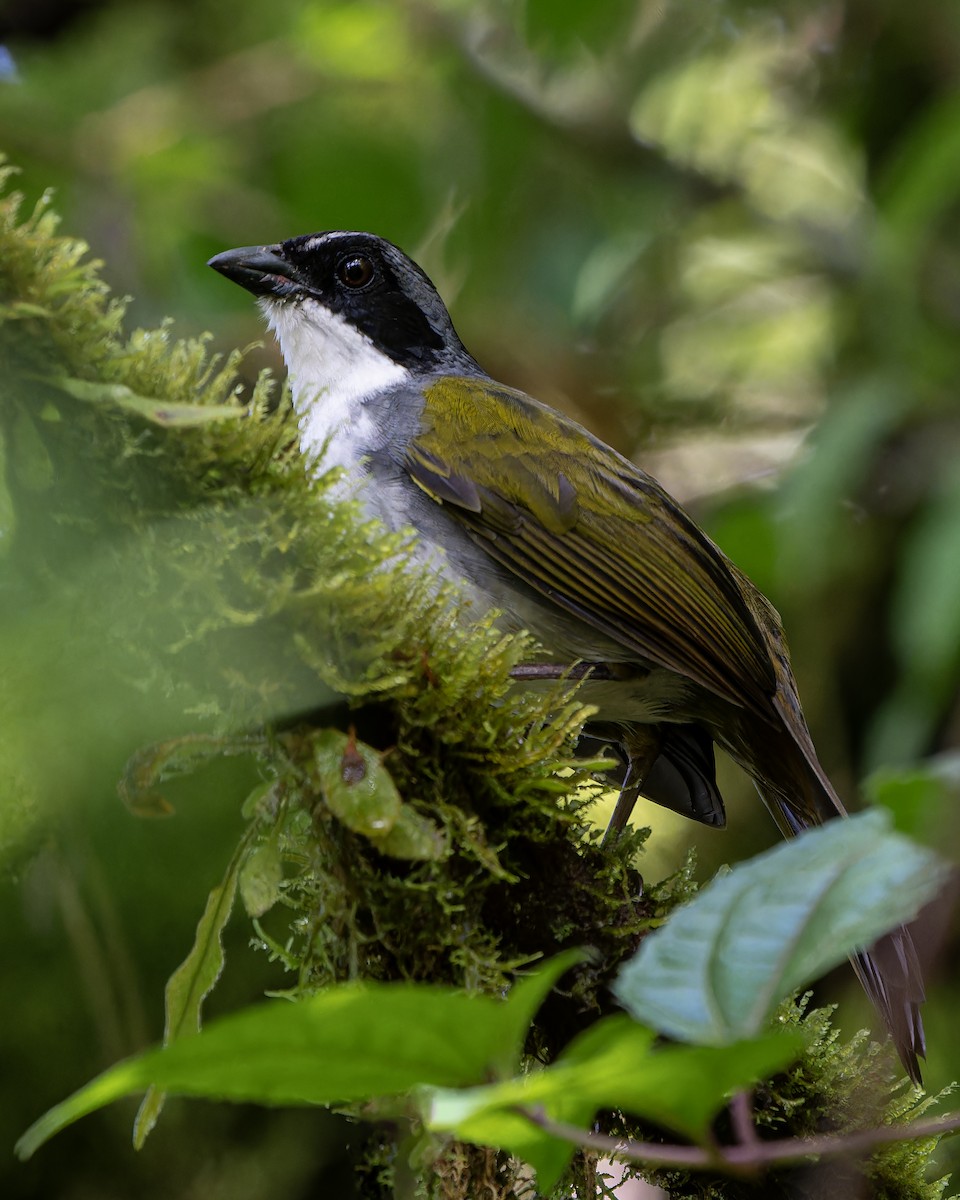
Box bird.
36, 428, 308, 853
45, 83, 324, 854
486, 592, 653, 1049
209, 229, 926, 1082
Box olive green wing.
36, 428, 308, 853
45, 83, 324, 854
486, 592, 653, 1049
404, 377, 777, 720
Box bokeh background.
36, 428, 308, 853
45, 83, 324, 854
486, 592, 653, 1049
1, 1, 959, 1196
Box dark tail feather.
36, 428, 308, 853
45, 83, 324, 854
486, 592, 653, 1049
638, 724, 726, 827
751, 732, 926, 1085
852, 935, 926, 1085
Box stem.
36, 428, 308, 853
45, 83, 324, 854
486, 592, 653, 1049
509, 662, 617, 681
519, 1105, 960, 1175
729, 1091, 760, 1150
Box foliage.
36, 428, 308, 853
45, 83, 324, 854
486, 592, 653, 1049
614, 811, 949, 1046
14, 817, 948, 1199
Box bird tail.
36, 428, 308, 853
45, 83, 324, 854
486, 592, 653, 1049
746, 720, 926, 1085
850, 937, 926, 1085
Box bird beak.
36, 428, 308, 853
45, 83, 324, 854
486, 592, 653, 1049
207, 244, 299, 298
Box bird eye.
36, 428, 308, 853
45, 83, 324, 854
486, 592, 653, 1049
337, 255, 374, 288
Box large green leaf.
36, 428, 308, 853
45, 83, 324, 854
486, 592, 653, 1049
613, 810, 947, 1044
16, 952, 580, 1160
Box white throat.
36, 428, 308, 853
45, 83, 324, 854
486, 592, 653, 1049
260, 297, 407, 486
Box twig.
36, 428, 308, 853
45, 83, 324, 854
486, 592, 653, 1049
519, 1105, 960, 1176
729, 1091, 760, 1150
509, 662, 616, 682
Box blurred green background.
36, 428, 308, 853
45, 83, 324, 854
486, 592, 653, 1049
1, 0, 959, 1196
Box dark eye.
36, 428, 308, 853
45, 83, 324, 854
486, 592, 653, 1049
337, 255, 374, 288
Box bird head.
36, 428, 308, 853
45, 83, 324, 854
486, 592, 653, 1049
208, 232, 480, 401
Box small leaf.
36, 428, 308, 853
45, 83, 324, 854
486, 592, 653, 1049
311, 728, 402, 836
118, 734, 261, 816
161, 846, 247, 1040
429, 1087, 576, 1193
132, 837, 246, 1147
613, 810, 948, 1044
239, 838, 284, 918
372, 804, 446, 861
240, 780, 280, 821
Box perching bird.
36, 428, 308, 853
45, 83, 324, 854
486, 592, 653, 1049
209, 230, 926, 1082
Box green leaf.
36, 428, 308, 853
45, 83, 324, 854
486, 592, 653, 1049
162, 850, 244, 1039
17, 953, 580, 1160
554, 1017, 801, 1138
864, 754, 960, 848
428, 1085, 577, 1194
118, 734, 262, 817
239, 837, 284, 918
311, 728, 402, 837
428, 1018, 803, 1192
492, 950, 583, 1078
372, 804, 446, 861
613, 810, 948, 1044
132, 837, 246, 1147
306, 727, 447, 859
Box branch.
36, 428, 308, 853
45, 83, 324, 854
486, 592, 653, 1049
520, 1105, 960, 1176
509, 662, 616, 681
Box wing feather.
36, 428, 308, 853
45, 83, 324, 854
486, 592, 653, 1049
406, 377, 777, 719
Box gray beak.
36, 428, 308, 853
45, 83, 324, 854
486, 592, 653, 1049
207, 244, 298, 298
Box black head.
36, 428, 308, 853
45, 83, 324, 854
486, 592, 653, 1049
208, 231, 480, 374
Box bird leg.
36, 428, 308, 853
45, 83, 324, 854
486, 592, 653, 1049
604, 725, 661, 843
510, 662, 658, 843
